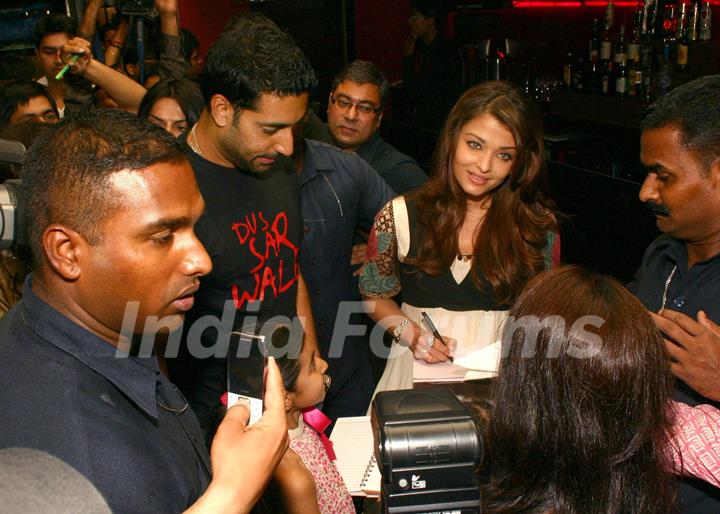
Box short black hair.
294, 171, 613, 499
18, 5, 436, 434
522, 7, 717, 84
331, 60, 390, 109
23, 109, 186, 267
410, 0, 448, 28
34, 14, 77, 48
199, 21, 317, 110
139, 78, 204, 128
0, 81, 58, 126
642, 75, 720, 171
222, 11, 280, 35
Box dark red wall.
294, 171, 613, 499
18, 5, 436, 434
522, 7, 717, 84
354, 0, 411, 83
178, 0, 249, 57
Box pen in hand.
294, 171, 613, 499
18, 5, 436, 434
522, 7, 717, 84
55, 54, 80, 80
421, 311, 453, 363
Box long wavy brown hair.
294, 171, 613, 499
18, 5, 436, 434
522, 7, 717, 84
406, 81, 557, 304
482, 266, 677, 513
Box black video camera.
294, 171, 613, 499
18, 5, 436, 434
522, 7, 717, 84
0, 139, 26, 250
104, 0, 155, 16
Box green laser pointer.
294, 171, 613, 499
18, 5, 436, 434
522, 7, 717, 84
55, 54, 81, 80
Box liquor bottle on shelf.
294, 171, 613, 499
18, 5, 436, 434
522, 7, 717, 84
563, 51, 574, 89
662, 3, 678, 44
604, 0, 616, 31
628, 10, 642, 64
614, 25, 628, 64
657, 43, 673, 96
615, 57, 628, 96
629, 60, 643, 97
642, 68, 654, 101
589, 18, 601, 62
689, 0, 700, 40
699, 0, 712, 40
649, 0, 665, 37
600, 15, 614, 63
677, 3, 690, 72
586, 59, 601, 94
602, 0, 616, 62
572, 56, 584, 92
641, 0, 652, 35
676, 1, 689, 40
601, 60, 614, 95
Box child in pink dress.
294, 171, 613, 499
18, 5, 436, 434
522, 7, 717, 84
273, 329, 355, 514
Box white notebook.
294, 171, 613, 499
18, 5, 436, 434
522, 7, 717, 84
329, 416, 381, 496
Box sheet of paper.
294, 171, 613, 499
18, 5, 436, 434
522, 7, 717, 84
453, 340, 501, 371
329, 416, 380, 497
413, 340, 501, 383
412, 360, 467, 382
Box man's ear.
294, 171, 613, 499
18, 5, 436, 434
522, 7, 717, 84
376, 110, 384, 129
710, 158, 720, 190
41, 224, 87, 281
209, 94, 235, 128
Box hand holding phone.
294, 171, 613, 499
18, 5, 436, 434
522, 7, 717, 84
227, 331, 267, 426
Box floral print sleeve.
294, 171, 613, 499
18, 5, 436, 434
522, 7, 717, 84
359, 200, 401, 298
543, 231, 562, 269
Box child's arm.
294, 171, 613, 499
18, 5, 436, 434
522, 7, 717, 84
273, 448, 321, 514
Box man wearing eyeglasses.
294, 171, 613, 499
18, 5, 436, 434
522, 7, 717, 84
326, 60, 427, 194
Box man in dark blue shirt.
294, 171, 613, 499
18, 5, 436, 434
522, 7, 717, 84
630, 75, 720, 513
295, 134, 394, 419
0, 110, 288, 513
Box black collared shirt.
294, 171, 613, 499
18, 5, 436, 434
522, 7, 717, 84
0, 276, 211, 513
356, 131, 427, 195
629, 235, 720, 512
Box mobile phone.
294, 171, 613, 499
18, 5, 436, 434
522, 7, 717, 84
227, 331, 267, 425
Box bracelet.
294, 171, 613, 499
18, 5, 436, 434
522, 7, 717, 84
392, 319, 411, 345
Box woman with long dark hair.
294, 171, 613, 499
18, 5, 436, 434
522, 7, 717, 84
482, 266, 677, 513
359, 81, 559, 391
138, 78, 203, 138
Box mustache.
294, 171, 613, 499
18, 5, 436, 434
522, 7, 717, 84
646, 201, 670, 216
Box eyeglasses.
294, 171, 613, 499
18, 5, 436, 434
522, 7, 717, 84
330, 94, 380, 116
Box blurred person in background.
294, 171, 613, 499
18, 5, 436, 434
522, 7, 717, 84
139, 78, 204, 137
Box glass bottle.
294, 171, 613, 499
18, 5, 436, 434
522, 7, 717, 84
699, 0, 712, 40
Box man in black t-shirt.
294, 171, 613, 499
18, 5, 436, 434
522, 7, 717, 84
168, 17, 319, 437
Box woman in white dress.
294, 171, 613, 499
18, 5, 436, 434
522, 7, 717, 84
359, 81, 560, 393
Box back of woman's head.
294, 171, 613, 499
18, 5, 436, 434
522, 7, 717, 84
483, 266, 675, 513
138, 78, 204, 127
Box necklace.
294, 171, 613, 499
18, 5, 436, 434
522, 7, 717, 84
659, 265, 678, 312
189, 123, 205, 159
156, 397, 189, 414
457, 253, 473, 262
